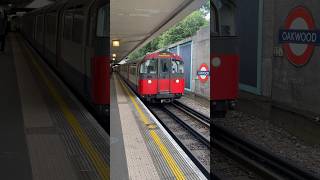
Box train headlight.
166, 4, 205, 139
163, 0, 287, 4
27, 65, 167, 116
212, 57, 221, 68
176, 79, 180, 83
148, 80, 152, 84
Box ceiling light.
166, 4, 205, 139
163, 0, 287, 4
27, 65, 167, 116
112, 40, 120, 47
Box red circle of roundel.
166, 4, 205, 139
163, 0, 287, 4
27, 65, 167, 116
197, 63, 209, 83
282, 6, 315, 66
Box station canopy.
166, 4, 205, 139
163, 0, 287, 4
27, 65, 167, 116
111, 0, 205, 62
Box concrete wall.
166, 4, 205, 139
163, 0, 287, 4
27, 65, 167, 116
191, 26, 210, 99
261, 0, 274, 97
260, 0, 320, 115
160, 26, 210, 99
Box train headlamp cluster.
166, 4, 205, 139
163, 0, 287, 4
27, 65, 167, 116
176, 79, 180, 83
147, 80, 152, 84
212, 57, 221, 68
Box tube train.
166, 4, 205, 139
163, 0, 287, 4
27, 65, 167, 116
21, 0, 109, 130
211, 0, 240, 118
118, 51, 185, 103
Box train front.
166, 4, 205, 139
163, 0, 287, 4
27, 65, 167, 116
138, 52, 184, 103
211, 1, 240, 118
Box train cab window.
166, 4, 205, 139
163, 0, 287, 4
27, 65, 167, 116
96, 5, 107, 37
140, 59, 157, 74
213, 0, 237, 36
172, 60, 184, 74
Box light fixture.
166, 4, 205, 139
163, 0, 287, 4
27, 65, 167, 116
112, 58, 115, 61
112, 53, 116, 57
112, 40, 120, 47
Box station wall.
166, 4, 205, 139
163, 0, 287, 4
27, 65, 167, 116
242, 0, 320, 115
268, 0, 320, 115
163, 26, 210, 99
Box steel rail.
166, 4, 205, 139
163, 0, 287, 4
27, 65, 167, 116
213, 124, 320, 180
148, 106, 210, 178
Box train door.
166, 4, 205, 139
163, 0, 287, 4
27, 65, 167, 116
158, 58, 171, 93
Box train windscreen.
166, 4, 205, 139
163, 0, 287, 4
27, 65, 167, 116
140, 59, 157, 74
172, 59, 184, 74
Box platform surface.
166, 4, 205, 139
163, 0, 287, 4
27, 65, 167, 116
111, 74, 207, 180
0, 33, 109, 180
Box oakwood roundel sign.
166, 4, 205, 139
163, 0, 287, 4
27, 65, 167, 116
279, 6, 320, 66
197, 63, 210, 83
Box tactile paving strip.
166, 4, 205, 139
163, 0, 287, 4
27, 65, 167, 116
24, 42, 109, 180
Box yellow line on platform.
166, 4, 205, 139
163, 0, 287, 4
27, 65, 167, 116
17, 37, 109, 180
118, 76, 185, 180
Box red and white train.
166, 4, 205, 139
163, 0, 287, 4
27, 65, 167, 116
21, 0, 109, 130
118, 51, 185, 103
211, 0, 240, 118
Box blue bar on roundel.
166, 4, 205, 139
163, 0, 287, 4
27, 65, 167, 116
279, 29, 320, 45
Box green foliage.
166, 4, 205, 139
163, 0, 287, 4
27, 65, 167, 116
200, 0, 210, 16
158, 11, 208, 47
128, 5, 209, 61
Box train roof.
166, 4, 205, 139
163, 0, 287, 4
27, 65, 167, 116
126, 51, 183, 65
144, 52, 182, 61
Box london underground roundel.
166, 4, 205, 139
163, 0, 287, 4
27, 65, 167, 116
197, 63, 210, 83
279, 6, 320, 66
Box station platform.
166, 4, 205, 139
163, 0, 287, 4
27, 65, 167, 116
110, 74, 206, 180
0, 33, 109, 180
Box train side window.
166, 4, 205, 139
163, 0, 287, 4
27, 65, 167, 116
46, 14, 56, 35
96, 5, 107, 37
72, 14, 84, 43
36, 15, 44, 33
35, 15, 44, 42
130, 66, 136, 75
63, 14, 73, 40
140, 59, 157, 74
35, 15, 43, 35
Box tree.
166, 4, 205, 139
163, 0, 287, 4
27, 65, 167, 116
158, 10, 208, 48
200, 0, 210, 16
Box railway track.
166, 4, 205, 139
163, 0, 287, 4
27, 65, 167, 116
170, 101, 319, 180
148, 103, 210, 178
213, 123, 320, 180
